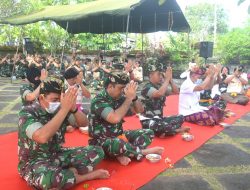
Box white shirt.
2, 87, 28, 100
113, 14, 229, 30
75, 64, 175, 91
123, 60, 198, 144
226, 73, 248, 94
65, 81, 83, 105
133, 67, 143, 82
179, 77, 208, 116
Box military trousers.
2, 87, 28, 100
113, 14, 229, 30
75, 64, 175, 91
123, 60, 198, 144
22, 146, 104, 190
89, 129, 154, 161
140, 115, 184, 137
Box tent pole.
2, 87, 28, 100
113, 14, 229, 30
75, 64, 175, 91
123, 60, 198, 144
103, 33, 105, 59
139, 16, 143, 56
187, 32, 191, 61
11, 26, 22, 84
154, 12, 157, 54
60, 21, 69, 71
141, 33, 144, 56
125, 10, 131, 54
101, 15, 105, 58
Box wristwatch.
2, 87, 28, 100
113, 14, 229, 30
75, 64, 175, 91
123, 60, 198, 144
70, 108, 78, 114
132, 96, 138, 102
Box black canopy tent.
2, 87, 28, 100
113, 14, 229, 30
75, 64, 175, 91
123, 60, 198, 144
1, 0, 191, 82
0, 0, 190, 34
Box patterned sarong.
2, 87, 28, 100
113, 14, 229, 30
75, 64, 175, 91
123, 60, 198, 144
184, 106, 224, 126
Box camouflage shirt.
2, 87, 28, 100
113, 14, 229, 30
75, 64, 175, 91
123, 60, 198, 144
141, 82, 166, 118
20, 83, 36, 106
89, 90, 126, 141
18, 102, 69, 176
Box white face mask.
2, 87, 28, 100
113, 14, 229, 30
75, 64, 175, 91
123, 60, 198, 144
45, 102, 61, 114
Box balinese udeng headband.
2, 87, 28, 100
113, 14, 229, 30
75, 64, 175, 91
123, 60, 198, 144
192, 67, 206, 75
40, 76, 64, 95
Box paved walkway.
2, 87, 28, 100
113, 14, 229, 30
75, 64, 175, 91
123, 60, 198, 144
0, 77, 249, 190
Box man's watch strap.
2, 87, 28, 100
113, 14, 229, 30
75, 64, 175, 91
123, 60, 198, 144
70, 108, 78, 114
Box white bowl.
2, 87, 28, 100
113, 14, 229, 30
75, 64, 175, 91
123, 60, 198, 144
182, 133, 194, 141
146, 154, 162, 163
79, 126, 88, 134
96, 187, 112, 190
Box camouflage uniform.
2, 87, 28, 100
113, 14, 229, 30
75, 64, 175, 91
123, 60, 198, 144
15, 60, 28, 79
141, 82, 184, 137
0, 60, 12, 77
18, 101, 104, 190
20, 83, 36, 106
89, 89, 154, 161
140, 57, 184, 137
47, 64, 61, 75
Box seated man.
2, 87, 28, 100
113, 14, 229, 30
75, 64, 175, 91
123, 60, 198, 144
20, 67, 47, 106
199, 64, 224, 107
140, 57, 187, 137
221, 65, 249, 105
18, 77, 109, 190
179, 65, 225, 126
89, 72, 164, 166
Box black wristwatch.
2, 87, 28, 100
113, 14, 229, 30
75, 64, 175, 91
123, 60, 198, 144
132, 96, 138, 102
70, 108, 78, 114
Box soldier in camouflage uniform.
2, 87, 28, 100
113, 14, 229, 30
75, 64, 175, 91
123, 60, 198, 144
15, 54, 29, 79
89, 71, 164, 166
47, 57, 62, 75
140, 57, 188, 137
0, 54, 12, 77
18, 76, 109, 190
19, 67, 47, 106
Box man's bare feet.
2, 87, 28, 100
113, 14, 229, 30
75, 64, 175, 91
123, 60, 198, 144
176, 127, 190, 133
74, 169, 110, 184
117, 156, 131, 166
86, 169, 110, 180
141, 146, 164, 156
66, 125, 75, 133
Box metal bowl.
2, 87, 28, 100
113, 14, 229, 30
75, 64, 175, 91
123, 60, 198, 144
146, 154, 162, 163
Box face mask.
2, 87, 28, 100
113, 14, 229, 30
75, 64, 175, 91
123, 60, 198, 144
45, 102, 61, 114
195, 79, 203, 85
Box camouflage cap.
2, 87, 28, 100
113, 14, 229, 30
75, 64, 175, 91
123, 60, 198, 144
75, 56, 81, 61
146, 57, 164, 72
40, 76, 64, 95
104, 71, 130, 87
108, 71, 130, 85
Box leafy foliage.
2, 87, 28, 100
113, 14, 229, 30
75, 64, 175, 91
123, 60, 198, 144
185, 3, 229, 41
217, 21, 250, 65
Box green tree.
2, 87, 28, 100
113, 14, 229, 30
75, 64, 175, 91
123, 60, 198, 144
0, 0, 42, 18
184, 3, 229, 41
0, 0, 124, 54
217, 22, 250, 65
